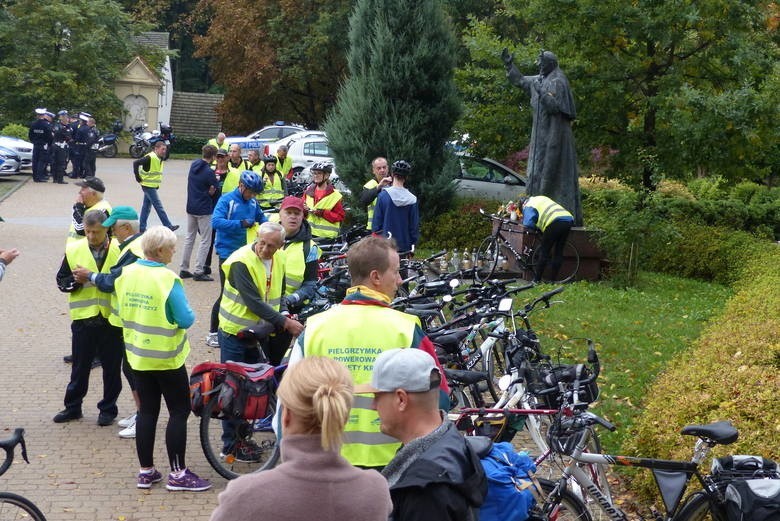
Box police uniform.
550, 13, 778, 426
73, 118, 91, 178
83, 124, 99, 178
29, 110, 53, 182
51, 112, 73, 184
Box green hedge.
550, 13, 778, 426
173, 135, 210, 155
1, 123, 28, 139
419, 197, 495, 250
624, 247, 780, 498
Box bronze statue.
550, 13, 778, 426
502, 49, 582, 225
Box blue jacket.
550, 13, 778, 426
212, 189, 267, 259
186, 158, 220, 215
372, 186, 420, 253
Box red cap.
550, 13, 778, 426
280, 196, 305, 212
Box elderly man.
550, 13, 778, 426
221, 143, 251, 195
247, 149, 264, 174
207, 132, 229, 152
276, 196, 320, 311
67, 177, 112, 244
274, 145, 292, 178
287, 235, 448, 469
360, 157, 392, 230
303, 162, 345, 239
355, 349, 487, 521
72, 206, 144, 438
54, 210, 124, 426
133, 140, 178, 233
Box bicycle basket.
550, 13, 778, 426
525, 362, 599, 409
711, 456, 780, 491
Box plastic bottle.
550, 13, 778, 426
451, 248, 460, 271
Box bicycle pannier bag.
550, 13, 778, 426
189, 362, 226, 417
474, 440, 537, 521
724, 478, 780, 521
217, 363, 276, 420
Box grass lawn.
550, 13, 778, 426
519, 271, 732, 451
0, 176, 24, 201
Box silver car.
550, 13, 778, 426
454, 155, 527, 201
0, 145, 22, 175
0, 136, 33, 170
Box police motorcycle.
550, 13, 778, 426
129, 123, 153, 158
158, 123, 176, 160
97, 120, 123, 158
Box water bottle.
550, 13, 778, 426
451, 248, 460, 271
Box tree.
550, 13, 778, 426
325, 0, 462, 219
453, 0, 779, 188
0, 0, 156, 125
192, 0, 351, 133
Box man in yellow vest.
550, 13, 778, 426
286, 235, 448, 469
132, 140, 179, 233
67, 176, 111, 244
221, 143, 251, 194
277, 196, 320, 311
303, 162, 345, 239
53, 210, 123, 426
218, 221, 304, 462
359, 157, 392, 230
521, 195, 574, 283
207, 132, 229, 152
247, 149, 264, 174
274, 144, 293, 178
256, 155, 287, 210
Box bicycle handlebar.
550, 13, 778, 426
0, 427, 28, 476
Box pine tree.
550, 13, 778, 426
325, 0, 461, 219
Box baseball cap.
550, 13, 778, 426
75, 176, 106, 193
353, 348, 440, 394
101, 206, 138, 227
216, 148, 228, 157
280, 196, 305, 212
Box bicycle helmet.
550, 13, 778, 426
262, 155, 277, 164
311, 162, 333, 174
391, 160, 412, 176
239, 170, 264, 192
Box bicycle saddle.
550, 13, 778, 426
405, 308, 442, 318
429, 329, 469, 354
680, 421, 738, 445
443, 368, 489, 386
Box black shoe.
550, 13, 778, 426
56, 180, 68, 184
97, 412, 116, 426
63, 354, 73, 363
91, 358, 101, 369
53, 409, 83, 423
179, 270, 193, 279
202, 266, 212, 275
169, 225, 180, 232
193, 273, 214, 282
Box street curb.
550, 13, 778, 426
0, 174, 30, 204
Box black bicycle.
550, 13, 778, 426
474, 208, 580, 283
0, 428, 47, 521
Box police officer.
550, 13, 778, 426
66, 113, 80, 177
83, 117, 100, 178
29, 108, 53, 182
72, 113, 91, 178
51, 110, 73, 184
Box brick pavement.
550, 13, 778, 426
0, 159, 227, 520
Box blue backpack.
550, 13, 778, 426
468, 438, 537, 521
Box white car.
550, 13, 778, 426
262, 130, 327, 158
290, 165, 350, 196
454, 155, 527, 201
0, 145, 22, 175
227, 123, 304, 157
283, 134, 333, 177
0, 136, 33, 170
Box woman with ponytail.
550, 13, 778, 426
210, 356, 392, 521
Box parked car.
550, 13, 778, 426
454, 155, 527, 201
282, 134, 333, 178
263, 130, 327, 158
288, 165, 350, 197
0, 136, 33, 170
0, 145, 22, 175
227, 122, 304, 156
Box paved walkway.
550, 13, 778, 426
0, 159, 227, 520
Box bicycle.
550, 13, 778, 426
474, 208, 580, 283
0, 428, 47, 521
535, 412, 774, 521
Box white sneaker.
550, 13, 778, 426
205, 332, 220, 348
118, 412, 137, 428
119, 422, 136, 439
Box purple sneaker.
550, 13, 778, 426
137, 469, 163, 489
166, 469, 212, 492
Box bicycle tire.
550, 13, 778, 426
529, 238, 580, 283
475, 236, 499, 282
200, 392, 280, 480
533, 477, 593, 521
575, 428, 613, 521
675, 491, 722, 521
449, 385, 472, 410
482, 340, 504, 403
0, 492, 48, 521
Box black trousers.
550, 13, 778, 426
32, 144, 48, 181
63, 319, 123, 416
534, 219, 573, 282
53, 145, 68, 183
133, 365, 190, 470
83, 149, 97, 178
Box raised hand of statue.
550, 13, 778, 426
501, 47, 514, 70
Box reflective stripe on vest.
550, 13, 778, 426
218, 244, 286, 336
364, 178, 379, 230
67, 200, 112, 244
113, 263, 190, 371
222, 161, 249, 194
257, 171, 285, 205
303, 304, 422, 467
108, 235, 144, 327
282, 240, 306, 294
305, 191, 342, 238
526, 196, 573, 232
65, 238, 120, 320
139, 152, 163, 188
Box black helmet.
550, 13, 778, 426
311, 162, 333, 174
160, 123, 172, 133
391, 160, 411, 176
263, 155, 277, 164
239, 170, 263, 192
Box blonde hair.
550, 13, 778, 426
277, 357, 354, 452
141, 226, 177, 258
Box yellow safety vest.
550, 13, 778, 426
218, 244, 286, 336
525, 196, 573, 232
363, 178, 379, 230
304, 305, 422, 467
249, 161, 264, 174
114, 262, 190, 371
65, 239, 120, 320
257, 171, 285, 207
139, 152, 163, 188
207, 138, 230, 152
305, 191, 342, 238
275, 156, 292, 177
221, 160, 249, 194
108, 235, 144, 327
281, 239, 318, 296
67, 200, 112, 244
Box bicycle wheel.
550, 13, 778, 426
574, 428, 613, 521
449, 385, 472, 410
481, 340, 505, 403
200, 392, 280, 480
0, 492, 48, 521
533, 478, 592, 521
475, 236, 499, 282
675, 492, 719, 521
529, 238, 580, 283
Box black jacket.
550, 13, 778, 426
389, 422, 487, 521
